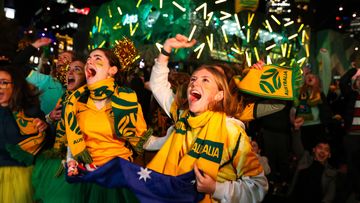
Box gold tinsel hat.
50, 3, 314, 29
112, 37, 140, 72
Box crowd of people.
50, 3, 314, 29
1, 20, 360, 203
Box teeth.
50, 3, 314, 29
191, 90, 200, 95
190, 89, 201, 100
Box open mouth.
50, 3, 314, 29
86, 67, 97, 79
189, 90, 201, 102
67, 78, 75, 85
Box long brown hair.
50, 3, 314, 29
212, 63, 258, 119
187, 65, 239, 117
0, 65, 40, 112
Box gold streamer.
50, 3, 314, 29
113, 38, 140, 72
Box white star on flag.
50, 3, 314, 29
137, 167, 152, 182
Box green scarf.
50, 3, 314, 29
6, 111, 46, 165
64, 78, 149, 164
42, 90, 72, 159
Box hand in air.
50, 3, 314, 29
194, 163, 216, 194
32, 37, 52, 49
293, 116, 304, 130
163, 34, 197, 52
251, 60, 265, 70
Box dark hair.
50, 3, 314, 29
350, 51, 360, 63
315, 135, 331, 147
91, 48, 125, 85
0, 65, 40, 112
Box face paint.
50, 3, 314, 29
85, 50, 115, 85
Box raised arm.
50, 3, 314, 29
149, 34, 196, 117
292, 116, 305, 158
12, 37, 52, 76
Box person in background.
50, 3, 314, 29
288, 117, 337, 203
294, 72, 333, 151
147, 34, 268, 203
13, 37, 74, 115
0, 65, 48, 203
339, 50, 360, 202
32, 59, 87, 203
251, 138, 271, 176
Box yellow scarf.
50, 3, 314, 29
6, 111, 46, 165
41, 91, 71, 160
147, 110, 227, 180
148, 104, 263, 203
233, 64, 302, 100
53, 90, 71, 151
65, 78, 148, 164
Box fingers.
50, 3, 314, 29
50, 104, 62, 121
194, 164, 216, 194
33, 37, 52, 48
194, 163, 204, 182
194, 163, 202, 177
175, 34, 188, 42
164, 34, 196, 49
34, 118, 48, 132
251, 60, 265, 70
293, 117, 304, 130
67, 159, 79, 176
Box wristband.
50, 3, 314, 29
161, 48, 171, 57
45, 113, 53, 124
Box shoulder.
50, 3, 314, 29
27, 70, 51, 83
226, 117, 246, 131
225, 117, 253, 153
225, 117, 247, 140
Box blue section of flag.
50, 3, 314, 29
66, 157, 204, 203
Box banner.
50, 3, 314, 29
233, 65, 301, 100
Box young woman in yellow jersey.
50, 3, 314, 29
147, 34, 268, 203
64, 48, 147, 202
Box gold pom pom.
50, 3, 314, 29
113, 37, 140, 72
55, 64, 70, 85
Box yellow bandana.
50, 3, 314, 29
233, 64, 302, 100
64, 78, 148, 164
6, 111, 46, 165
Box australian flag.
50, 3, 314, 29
66, 157, 204, 203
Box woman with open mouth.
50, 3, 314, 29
0, 65, 48, 203
63, 47, 148, 202
147, 34, 268, 203
32, 59, 87, 203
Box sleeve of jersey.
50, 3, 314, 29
212, 120, 268, 202
149, 59, 175, 118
